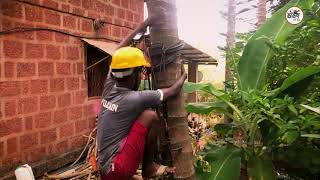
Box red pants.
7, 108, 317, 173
102, 121, 148, 180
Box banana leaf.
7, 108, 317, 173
237, 0, 314, 91
196, 146, 242, 180
247, 156, 277, 180
186, 101, 228, 115
278, 66, 320, 93
301, 104, 320, 114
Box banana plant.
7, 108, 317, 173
184, 0, 318, 179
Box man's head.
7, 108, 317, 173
110, 47, 149, 90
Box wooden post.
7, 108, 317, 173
187, 61, 198, 103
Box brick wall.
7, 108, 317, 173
0, 0, 144, 177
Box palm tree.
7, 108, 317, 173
227, 0, 236, 48
257, 0, 267, 27
146, 0, 195, 179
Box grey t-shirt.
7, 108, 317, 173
97, 75, 162, 175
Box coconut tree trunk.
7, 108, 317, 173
257, 0, 267, 27
226, 0, 236, 48
146, 0, 195, 179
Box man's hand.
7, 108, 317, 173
161, 68, 187, 101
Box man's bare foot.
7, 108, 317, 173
142, 162, 176, 179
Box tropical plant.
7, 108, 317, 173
184, 0, 320, 179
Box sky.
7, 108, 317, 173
144, 0, 260, 83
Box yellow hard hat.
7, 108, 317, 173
111, 47, 150, 69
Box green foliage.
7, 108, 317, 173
247, 157, 277, 180
195, 145, 242, 180
237, 0, 314, 90
186, 0, 320, 178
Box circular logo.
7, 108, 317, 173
286, 7, 303, 25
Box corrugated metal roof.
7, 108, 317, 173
81, 38, 118, 55
180, 42, 218, 65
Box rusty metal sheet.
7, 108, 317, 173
81, 38, 118, 55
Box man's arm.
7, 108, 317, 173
160, 72, 187, 101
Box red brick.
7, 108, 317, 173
2, 154, 23, 167
68, 0, 81, 6
25, 5, 43, 22
72, 7, 85, 16
55, 33, 69, 43
46, 45, 61, 60
2, 1, 23, 19
112, 26, 121, 38
67, 77, 80, 90
53, 109, 68, 124
0, 118, 23, 137
43, 0, 59, 9
26, 43, 44, 59
133, 14, 140, 23
21, 81, 30, 94
40, 95, 56, 110
26, 146, 46, 162
38, 62, 54, 76
20, 133, 39, 153
121, 0, 129, 8
75, 119, 88, 133
18, 97, 38, 114
13, 22, 35, 40
0, 81, 21, 97
36, 31, 53, 41
93, 0, 104, 13
56, 62, 71, 75
4, 62, 14, 78
112, 0, 121, 6
3, 40, 23, 58
40, 128, 57, 144
88, 116, 96, 129
7, 137, 18, 154
126, 11, 133, 21
105, 5, 115, 16
30, 79, 48, 94
0, 141, 4, 158
70, 135, 85, 148
24, 116, 33, 131
74, 90, 87, 104
59, 123, 74, 138
63, 15, 76, 29
82, 0, 93, 9
81, 19, 93, 33
5, 100, 16, 117
117, 8, 126, 19
35, 112, 51, 129
17, 63, 35, 77
44, 10, 61, 26
76, 62, 84, 75
129, 0, 137, 11
50, 78, 65, 92
61, 4, 70, 12
58, 93, 71, 107
69, 106, 82, 120
66, 46, 79, 60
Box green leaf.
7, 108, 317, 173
247, 157, 277, 180
301, 104, 320, 114
196, 146, 242, 180
282, 130, 299, 144
278, 66, 320, 93
301, 134, 320, 138
237, 0, 314, 90
214, 124, 236, 137
186, 101, 228, 115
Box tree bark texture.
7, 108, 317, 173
146, 0, 195, 179
257, 0, 267, 27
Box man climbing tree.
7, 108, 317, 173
146, 0, 195, 179
97, 46, 186, 179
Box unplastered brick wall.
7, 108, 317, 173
0, 0, 144, 177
